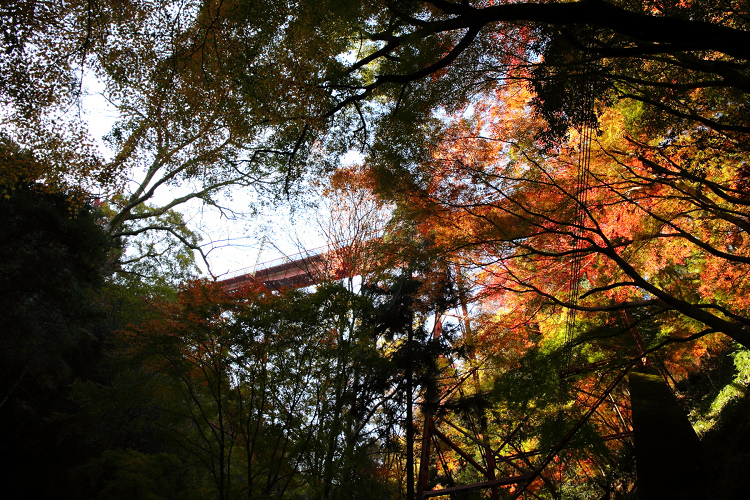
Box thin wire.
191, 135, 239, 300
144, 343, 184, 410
556, 17, 598, 500
561, 14, 598, 403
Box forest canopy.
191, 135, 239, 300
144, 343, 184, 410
2, 0, 750, 498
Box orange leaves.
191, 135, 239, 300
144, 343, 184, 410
375, 68, 750, 377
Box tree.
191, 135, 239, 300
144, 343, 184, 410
118, 281, 312, 498
334, 2, 750, 491
5, 1, 750, 494
0, 177, 113, 496
317, 0, 750, 133
354, 70, 750, 494
288, 0, 750, 355
1, 0, 373, 270
390, 75, 750, 347
6, 0, 745, 274
113, 277, 413, 499
309, 164, 394, 285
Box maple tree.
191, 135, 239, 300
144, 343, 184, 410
6, 0, 747, 271
332, 0, 750, 352
398, 81, 749, 348
339, 0, 750, 487
112, 277, 437, 498
4, 0, 750, 497
314, 0, 750, 372
338, 0, 750, 486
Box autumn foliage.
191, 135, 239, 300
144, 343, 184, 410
3, 0, 750, 498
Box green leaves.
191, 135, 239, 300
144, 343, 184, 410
112, 279, 406, 498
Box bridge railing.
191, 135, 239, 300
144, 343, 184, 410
220, 230, 385, 282
221, 244, 331, 282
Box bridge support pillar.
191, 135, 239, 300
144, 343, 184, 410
629, 367, 706, 500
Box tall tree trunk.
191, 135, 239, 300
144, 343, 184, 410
406, 323, 414, 500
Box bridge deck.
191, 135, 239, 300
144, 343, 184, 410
220, 252, 328, 291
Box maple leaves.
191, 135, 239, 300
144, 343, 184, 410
365, 92, 750, 491
349, 48, 750, 490
4, 1, 750, 495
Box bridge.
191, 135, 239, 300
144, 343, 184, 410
220, 252, 325, 291
219, 244, 357, 292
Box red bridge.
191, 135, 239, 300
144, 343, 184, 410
219, 246, 359, 291
219, 234, 383, 291
219, 252, 323, 291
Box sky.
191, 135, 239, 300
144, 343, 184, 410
81, 77, 334, 280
